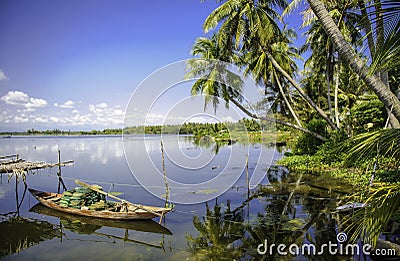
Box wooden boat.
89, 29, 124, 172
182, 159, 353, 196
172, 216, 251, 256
29, 188, 172, 221
30, 203, 172, 235
336, 202, 367, 213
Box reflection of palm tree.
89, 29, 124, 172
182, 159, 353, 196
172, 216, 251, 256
187, 200, 245, 260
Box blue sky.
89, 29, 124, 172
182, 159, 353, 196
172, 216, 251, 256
0, 0, 308, 131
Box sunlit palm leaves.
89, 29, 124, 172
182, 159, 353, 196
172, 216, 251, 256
340, 128, 400, 165
344, 183, 400, 248
369, 17, 400, 74
186, 36, 243, 111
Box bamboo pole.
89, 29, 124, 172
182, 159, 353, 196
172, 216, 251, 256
160, 141, 170, 206
0, 154, 19, 159
245, 154, 250, 221
57, 148, 67, 192
245, 154, 249, 191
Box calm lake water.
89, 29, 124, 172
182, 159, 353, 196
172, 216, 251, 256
0, 135, 360, 260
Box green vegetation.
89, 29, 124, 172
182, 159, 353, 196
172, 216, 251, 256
2, 120, 291, 146
185, 0, 400, 251
0, 128, 123, 136
278, 129, 400, 247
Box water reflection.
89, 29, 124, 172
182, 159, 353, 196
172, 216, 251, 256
186, 200, 245, 260
29, 204, 171, 250
0, 136, 371, 260
30, 204, 172, 235
0, 136, 125, 165
0, 216, 60, 258
187, 168, 354, 260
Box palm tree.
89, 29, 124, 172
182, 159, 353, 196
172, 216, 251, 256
243, 26, 303, 127
299, 0, 364, 128
189, 0, 342, 137
186, 36, 329, 141
336, 128, 400, 247
306, 0, 400, 123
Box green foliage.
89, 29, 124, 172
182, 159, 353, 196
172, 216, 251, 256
343, 184, 400, 248
338, 129, 400, 167
294, 119, 327, 155
315, 129, 348, 164
346, 95, 386, 135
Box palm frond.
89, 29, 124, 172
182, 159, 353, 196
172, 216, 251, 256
343, 184, 400, 247
339, 129, 400, 166
369, 18, 400, 74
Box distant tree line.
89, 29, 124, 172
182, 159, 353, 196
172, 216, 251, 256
0, 119, 275, 136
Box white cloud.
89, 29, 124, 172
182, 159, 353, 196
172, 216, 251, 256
145, 113, 164, 124
97, 102, 108, 109
14, 116, 29, 123
1, 91, 29, 105
50, 117, 60, 123
33, 117, 48, 123
55, 100, 75, 109
26, 97, 48, 108
0, 70, 8, 81
1, 96, 127, 129
1, 90, 47, 109
114, 109, 124, 116
222, 116, 235, 122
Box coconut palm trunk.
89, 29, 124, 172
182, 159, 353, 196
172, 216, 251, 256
307, 0, 400, 124
273, 70, 303, 127
334, 57, 340, 128
265, 50, 339, 130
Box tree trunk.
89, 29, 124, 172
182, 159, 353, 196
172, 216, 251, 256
265, 50, 339, 130
335, 57, 340, 128
307, 0, 400, 124
382, 71, 400, 128
273, 70, 303, 127
327, 43, 334, 120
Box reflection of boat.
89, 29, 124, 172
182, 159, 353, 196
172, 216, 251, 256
30, 204, 172, 235
29, 188, 172, 220
336, 202, 367, 213
0, 216, 60, 258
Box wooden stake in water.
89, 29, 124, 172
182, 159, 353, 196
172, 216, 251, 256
245, 154, 249, 191
160, 141, 170, 207
245, 154, 250, 220
57, 148, 67, 193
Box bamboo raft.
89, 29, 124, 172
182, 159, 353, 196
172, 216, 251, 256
0, 154, 73, 175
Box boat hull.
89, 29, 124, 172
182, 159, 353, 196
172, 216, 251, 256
29, 188, 171, 220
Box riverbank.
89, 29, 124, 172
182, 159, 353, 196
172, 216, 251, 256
278, 155, 370, 187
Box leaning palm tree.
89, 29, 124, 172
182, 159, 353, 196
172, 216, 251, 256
306, 0, 400, 123
203, 0, 339, 130
243, 26, 303, 127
